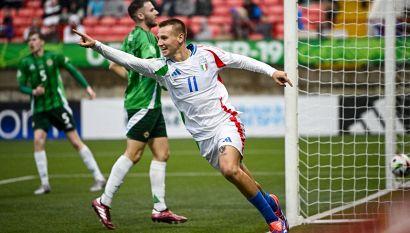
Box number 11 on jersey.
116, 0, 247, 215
187, 76, 199, 92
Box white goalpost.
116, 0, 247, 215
284, 0, 410, 227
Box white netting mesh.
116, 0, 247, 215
296, 0, 410, 221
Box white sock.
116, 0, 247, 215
34, 151, 49, 186
150, 160, 167, 211
79, 145, 105, 181
101, 155, 133, 207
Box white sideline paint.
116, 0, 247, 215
0, 175, 36, 185
0, 171, 281, 186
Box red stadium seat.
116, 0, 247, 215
208, 24, 221, 37
249, 33, 264, 40
211, 0, 225, 7
156, 16, 169, 24
14, 26, 26, 37
261, 0, 282, 6
11, 37, 24, 43
96, 34, 124, 42
226, 0, 243, 8
111, 26, 132, 37
189, 16, 207, 26
100, 17, 117, 26
150, 26, 158, 36
302, 5, 323, 23
83, 17, 99, 27
33, 9, 44, 18
274, 23, 284, 39
26, 0, 42, 9
212, 6, 232, 16
84, 26, 95, 35
262, 5, 284, 18
89, 26, 111, 36
190, 23, 201, 34
173, 16, 188, 25
13, 17, 31, 27
17, 8, 34, 18
1, 8, 17, 18
118, 17, 134, 27
208, 16, 231, 26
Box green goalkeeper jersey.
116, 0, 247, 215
17, 50, 89, 113
120, 26, 162, 110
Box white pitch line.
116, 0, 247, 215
0, 175, 36, 185
0, 148, 283, 158
52, 171, 281, 178
0, 171, 281, 186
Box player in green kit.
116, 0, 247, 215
17, 30, 106, 195
90, 0, 187, 230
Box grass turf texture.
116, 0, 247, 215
0, 138, 285, 233
1, 137, 408, 233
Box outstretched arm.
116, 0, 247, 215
228, 53, 292, 87
73, 29, 161, 79
58, 55, 96, 99
204, 46, 293, 87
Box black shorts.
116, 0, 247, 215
126, 108, 167, 142
32, 107, 76, 132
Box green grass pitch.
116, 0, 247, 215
0, 138, 287, 233
2, 137, 407, 233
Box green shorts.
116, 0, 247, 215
126, 108, 167, 142
32, 107, 76, 132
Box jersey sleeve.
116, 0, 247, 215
203, 45, 277, 77
94, 41, 164, 81
57, 53, 89, 88
16, 59, 33, 95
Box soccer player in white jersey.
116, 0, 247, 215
73, 19, 291, 233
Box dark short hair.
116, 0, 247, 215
158, 18, 187, 39
128, 0, 153, 22
27, 30, 45, 40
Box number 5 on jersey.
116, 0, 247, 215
39, 69, 47, 82
187, 76, 199, 92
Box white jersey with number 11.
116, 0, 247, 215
94, 42, 277, 141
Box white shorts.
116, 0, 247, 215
198, 120, 246, 169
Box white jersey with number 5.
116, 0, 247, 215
94, 42, 277, 141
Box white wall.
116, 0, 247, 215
81, 96, 339, 139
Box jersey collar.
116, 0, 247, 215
166, 44, 196, 63
187, 43, 197, 56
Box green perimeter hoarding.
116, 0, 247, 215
0, 38, 409, 69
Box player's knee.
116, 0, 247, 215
125, 150, 143, 163
152, 150, 170, 162
33, 137, 45, 150
220, 164, 240, 179
71, 140, 83, 151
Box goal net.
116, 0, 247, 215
284, 0, 410, 226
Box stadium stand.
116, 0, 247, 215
0, 0, 373, 42
0, 0, 298, 42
